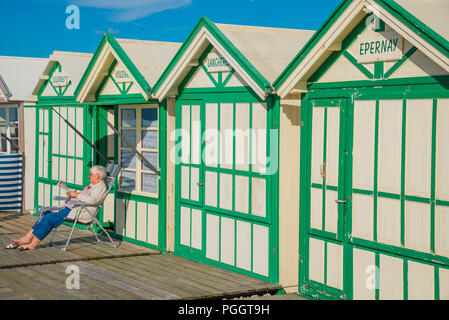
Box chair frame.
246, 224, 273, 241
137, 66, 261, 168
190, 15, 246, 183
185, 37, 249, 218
48, 164, 121, 251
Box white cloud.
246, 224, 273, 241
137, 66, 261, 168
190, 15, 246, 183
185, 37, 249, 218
72, 0, 192, 22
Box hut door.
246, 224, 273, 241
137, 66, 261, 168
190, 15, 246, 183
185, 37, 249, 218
305, 98, 349, 297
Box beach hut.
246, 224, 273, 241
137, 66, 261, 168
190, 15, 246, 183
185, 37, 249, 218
73, 34, 182, 250
0, 56, 47, 212
29, 51, 93, 219
153, 17, 314, 288
274, 0, 449, 299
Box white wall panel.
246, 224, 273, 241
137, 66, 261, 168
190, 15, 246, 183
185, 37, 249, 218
353, 248, 376, 300
220, 103, 234, 169
136, 202, 147, 242
378, 100, 402, 194
436, 205, 449, 257
405, 201, 431, 252
125, 200, 136, 239
436, 99, 449, 200
190, 167, 199, 202
405, 99, 432, 198
251, 177, 266, 217
326, 107, 340, 187
190, 105, 201, 165
180, 206, 191, 247
439, 267, 449, 300
353, 100, 375, 190
325, 190, 338, 234
253, 224, 269, 277
205, 103, 218, 167
191, 209, 202, 250
219, 173, 233, 211
235, 103, 250, 171
407, 261, 434, 300
310, 188, 323, 230
181, 166, 189, 199
377, 197, 401, 246
251, 103, 267, 174
236, 220, 251, 271
206, 214, 220, 261
326, 242, 343, 289
181, 105, 190, 164
311, 108, 324, 184
309, 238, 325, 284
205, 170, 217, 207
115, 198, 125, 236
352, 193, 374, 240
379, 254, 403, 300
235, 175, 249, 214
221, 217, 235, 265
148, 204, 158, 246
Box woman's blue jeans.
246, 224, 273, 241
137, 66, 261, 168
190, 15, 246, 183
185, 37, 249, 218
32, 207, 71, 241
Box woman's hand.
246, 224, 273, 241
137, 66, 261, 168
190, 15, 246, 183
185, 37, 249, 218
66, 190, 79, 198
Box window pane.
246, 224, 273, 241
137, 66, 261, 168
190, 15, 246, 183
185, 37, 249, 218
9, 108, 18, 122
120, 170, 136, 190
142, 173, 158, 194
121, 150, 136, 169
10, 124, 18, 138
121, 109, 136, 127
142, 130, 158, 149
143, 151, 158, 171
0, 109, 6, 122
121, 129, 136, 146
0, 136, 6, 152
141, 108, 158, 128
10, 138, 19, 153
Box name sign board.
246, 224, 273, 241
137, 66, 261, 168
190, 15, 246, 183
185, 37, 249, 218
51, 72, 68, 87
206, 51, 232, 73
114, 67, 132, 83
356, 31, 403, 64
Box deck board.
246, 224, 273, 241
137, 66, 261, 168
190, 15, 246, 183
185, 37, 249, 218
0, 212, 282, 300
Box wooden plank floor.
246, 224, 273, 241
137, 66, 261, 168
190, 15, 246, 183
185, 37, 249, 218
0, 212, 158, 269
0, 212, 282, 300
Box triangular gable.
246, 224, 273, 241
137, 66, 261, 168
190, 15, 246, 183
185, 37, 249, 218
30, 51, 92, 101
153, 17, 272, 101
274, 0, 449, 98
75, 33, 151, 103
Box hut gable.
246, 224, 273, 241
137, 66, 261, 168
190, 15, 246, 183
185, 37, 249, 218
153, 16, 314, 101
32, 52, 91, 100
274, 0, 449, 98
75, 34, 181, 103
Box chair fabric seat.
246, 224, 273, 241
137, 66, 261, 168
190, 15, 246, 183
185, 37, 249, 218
64, 217, 92, 225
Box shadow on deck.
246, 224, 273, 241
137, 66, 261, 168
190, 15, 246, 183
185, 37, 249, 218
0, 212, 282, 300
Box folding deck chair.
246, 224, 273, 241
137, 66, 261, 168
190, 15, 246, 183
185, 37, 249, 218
49, 163, 121, 251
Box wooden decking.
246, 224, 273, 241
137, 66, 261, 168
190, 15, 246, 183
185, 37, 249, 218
0, 212, 282, 300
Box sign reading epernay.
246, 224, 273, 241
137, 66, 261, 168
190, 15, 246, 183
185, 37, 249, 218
356, 31, 403, 64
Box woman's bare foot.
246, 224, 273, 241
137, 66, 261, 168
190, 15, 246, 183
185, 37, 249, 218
11, 237, 32, 246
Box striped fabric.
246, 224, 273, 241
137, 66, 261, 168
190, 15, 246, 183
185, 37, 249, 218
0, 153, 22, 212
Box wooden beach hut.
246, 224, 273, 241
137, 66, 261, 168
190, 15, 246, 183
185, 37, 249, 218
274, 0, 449, 299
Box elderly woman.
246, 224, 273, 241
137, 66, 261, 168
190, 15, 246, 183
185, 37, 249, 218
9, 165, 108, 250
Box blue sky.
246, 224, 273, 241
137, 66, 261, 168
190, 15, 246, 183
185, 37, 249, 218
0, 0, 341, 58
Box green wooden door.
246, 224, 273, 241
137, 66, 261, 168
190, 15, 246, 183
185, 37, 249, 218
174, 97, 277, 281
301, 98, 351, 299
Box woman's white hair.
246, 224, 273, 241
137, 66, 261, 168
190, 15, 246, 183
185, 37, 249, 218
90, 165, 107, 180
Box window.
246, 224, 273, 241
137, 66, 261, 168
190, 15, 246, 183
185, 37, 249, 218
118, 105, 159, 197
0, 106, 19, 154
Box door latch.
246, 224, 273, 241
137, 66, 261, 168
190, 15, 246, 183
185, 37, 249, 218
320, 163, 326, 179
197, 182, 205, 187
335, 199, 347, 204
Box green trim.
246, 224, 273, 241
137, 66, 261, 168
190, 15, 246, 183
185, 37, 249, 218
153, 16, 272, 97
383, 46, 418, 79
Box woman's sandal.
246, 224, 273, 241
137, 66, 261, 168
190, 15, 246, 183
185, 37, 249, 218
5, 243, 18, 249
17, 245, 30, 251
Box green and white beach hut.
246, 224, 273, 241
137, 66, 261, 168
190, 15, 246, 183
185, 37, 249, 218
153, 17, 314, 288
274, 0, 449, 299
73, 34, 182, 250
